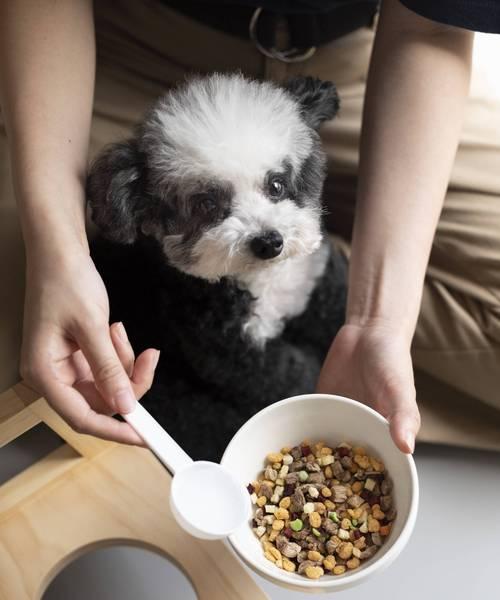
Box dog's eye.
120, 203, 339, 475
268, 177, 286, 199
192, 193, 217, 214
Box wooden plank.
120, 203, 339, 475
28, 398, 113, 459
12, 381, 41, 408
0, 443, 267, 600
0, 444, 82, 518
0, 387, 41, 447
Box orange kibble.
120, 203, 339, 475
351, 481, 363, 494
380, 524, 392, 537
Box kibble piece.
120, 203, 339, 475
333, 565, 346, 575
257, 496, 267, 507
352, 547, 362, 558
305, 566, 324, 579
298, 470, 309, 482
338, 528, 350, 541
346, 557, 360, 570
308, 550, 323, 562
321, 487, 332, 498
337, 542, 354, 560
308, 486, 320, 499
323, 555, 336, 571
268, 529, 279, 542
364, 478, 377, 492
354, 454, 370, 469
341, 518, 351, 530
275, 508, 289, 521
309, 512, 322, 528
354, 536, 366, 550
372, 504, 385, 520
264, 466, 278, 481
351, 481, 363, 494
254, 526, 266, 538
272, 519, 285, 531
368, 516, 381, 533
279, 496, 291, 510
303, 502, 315, 514
380, 524, 392, 537
283, 558, 296, 572
360, 545, 378, 560
267, 452, 283, 464
332, 485, 348, 503
290, 518, 304, 532
280, 541, 302, 558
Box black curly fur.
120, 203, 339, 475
91, 236, 346, 460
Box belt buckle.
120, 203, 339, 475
249, 7, 316, 63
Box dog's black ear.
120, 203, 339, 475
285, 76, 339, 130
87, 139, 145, 244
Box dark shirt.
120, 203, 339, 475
400, 0, 500, 34
165, 0, 500, 34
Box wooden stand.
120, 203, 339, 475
0, 383, 267, 600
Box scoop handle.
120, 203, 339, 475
123, 403, 192, 474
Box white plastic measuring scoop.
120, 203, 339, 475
123, 403, 251, 540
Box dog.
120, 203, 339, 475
88, 73, 347, 460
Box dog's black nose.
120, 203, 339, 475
250, 230, 284, 260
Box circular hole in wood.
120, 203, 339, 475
42, 544, 198, 600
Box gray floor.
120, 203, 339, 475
3, 436, 498, 600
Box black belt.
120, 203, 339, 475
162, 1, 378, 62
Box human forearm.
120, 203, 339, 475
0, 0, 95, 256
347, 0, 473, 340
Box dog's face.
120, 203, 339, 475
88, 74, 339, 281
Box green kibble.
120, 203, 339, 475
312, 528, 321, 537
298, 470, 309, 482
290, 518, 303, 532
329, 511, 340, 523
351, 519, 358, 527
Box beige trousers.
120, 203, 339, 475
1, 0, 499, 450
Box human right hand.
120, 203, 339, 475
21, 245, 159, 444
317, 321, 421, 453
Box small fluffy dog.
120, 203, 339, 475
89, 74, 347, 460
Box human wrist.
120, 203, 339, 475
20, 185, 89, 260
345, 272, 419, 345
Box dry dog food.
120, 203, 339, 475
247, 441, 396, 579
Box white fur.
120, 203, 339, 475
146, 74, 313, 186
239, 240, 330, 344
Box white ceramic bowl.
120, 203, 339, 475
221, 393, 419, 593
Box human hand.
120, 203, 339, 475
21, 246, 159, 444
316, 322, 420, 453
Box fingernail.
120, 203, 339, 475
116, 322, 128, 343
404, 431, 415, 454
115, 388, 136, 413
152, 349, 160, 370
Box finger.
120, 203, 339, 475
131, 349, 160, 399
76, 323, 136, 414
43, 378, 144, 445
388, 400, 421, 454
110, 322, 135, 377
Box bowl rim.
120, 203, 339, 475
222, 393, 419, 590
